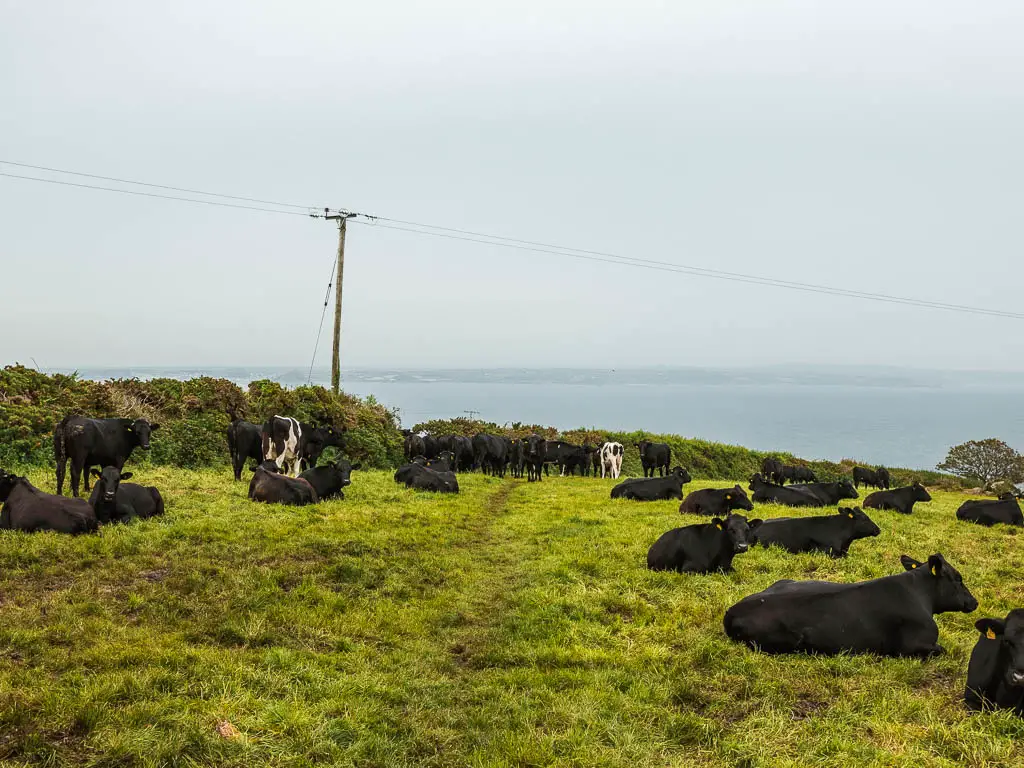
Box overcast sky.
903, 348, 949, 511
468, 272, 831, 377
2, 1, 1023, 370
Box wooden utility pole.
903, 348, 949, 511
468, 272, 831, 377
325, 212, 355, 394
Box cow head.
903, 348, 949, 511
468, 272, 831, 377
428, 451, 455, 468
713, 514, 762, 554
126, 419, 159, 449
332, 457, 360, 486
975, 610, 1024, 687
671, 466, 692, 483
251, 460, 281, 474
524, 435, 546, 458
0, 469, 19, 503
635, 440, 651, 452
839, 507, 880, 539
90, 466, 133, 503
726, 485, 754, 512
836, 480, 859, 500
911, 482, 932, 503
748, 473, 765, 489
902, 554, 978, 614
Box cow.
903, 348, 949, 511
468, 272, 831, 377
600, 442, 625, 479
403, 431, 426, 461
473, 434, 508, 476
723, 553, 978, 657
426, 451, 456, 473
508, 440, 525, 478
248, 461, 319, 506
965, 609, 1024, 715
523, 435, 547, 482
635, 441, 671, 478
450, 436, 476, 472
956, 494, 1024, 528
679, 485, 754, 516
761, 457, 785, 485
748, 474, 826, 508
853, 466, 891, 490
299, 456, 360, 500
262, 416, 346, 477
88, 466, 164, 523
53, 415, 160, 497
786, 479, 859, 506
610, 467, 692, 501
864, 482, 932, 515
227, 418, 264, 481
562, 444, 599, 477
647, 514, 763, 574
786, 465, 817, 484
394, 462, 459, 493
542, 440, 581, 476
0, 469, 98, 533
752, 507, 880, 557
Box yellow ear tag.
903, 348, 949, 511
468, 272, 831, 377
715, 522, 723, 530
911, 563, 918, 568
930, 565, 939, 576
847, 511, 854, 518
726, 494, 732, 500
986, 628, 997, 640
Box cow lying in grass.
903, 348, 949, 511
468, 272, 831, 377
751, 507, 880, 557
956, 494, 1024, 528
394, 462, 459, 493
748, 474, 825, 507
610, 467, 691, 501
0, 469, 98, 533
786, 479, 859, 506
299, 456, 360, 500
966, 609, 1024, 715
248, 461, 319, 506
679, 485, 753, 516
647, 514, 762, 574
89, 466, 164, 523
864, 482, 932, 515
723, 554, 977, 657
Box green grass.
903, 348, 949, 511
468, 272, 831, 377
1, 469, 1023, 767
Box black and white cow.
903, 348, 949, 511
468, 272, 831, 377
965, 609, 1024, 715
227, 418, 264, 481
53, 415, 160, 497
723, 554, 978, 657
600, 442, 625, 479
262, 416, 346, 477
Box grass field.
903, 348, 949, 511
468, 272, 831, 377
1, 468, 1023, 767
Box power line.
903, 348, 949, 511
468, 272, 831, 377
0, 172, 317, 217
354, 219, 1024, 321
307, 255, 338, 385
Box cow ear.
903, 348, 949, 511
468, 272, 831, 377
927, 554, 944, 577
351, 463, 361, 471
900, 555, 923, 571
712, 518, 724, 530
90, 468, 102, 478
976, 618, 1006, 639
150, 423, 161, 431
748, 518, 763, 529
119, 471, 133, 480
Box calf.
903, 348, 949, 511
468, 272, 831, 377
965, 609, 1024, 715
787, 479, 859, 506
635, 440, 671, 477
394, 462, 459, 493
610, 467, 692, 501
299, 456, 360, 500
752, 507, 880, 557
88, 466, 164, 523
262, 416, 346, 477
0, 469, 98, 533
54, 415, 160, 497
227, 418, 264, 481
748, 474, 826, 508
864, 482, 932, 515
647, 514, 763, 574
723, 553, 978, 657
782, 465, 817, 484
853, 466, 891, 490
248, 461, 319, 506
600, 442, 625, 479
679, 485, 754, 516
523, 435, 547, 482
956, 494, 1024, 528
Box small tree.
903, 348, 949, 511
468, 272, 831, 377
937, 439, 1024, 491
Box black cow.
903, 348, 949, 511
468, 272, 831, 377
450, 436, 476, 472
473, 434, 508, 476
752, 507, 880, 557
227, 418, 264, 481
54, 415, 160, 497
965, 609, 1024, 715
783, 465, 817, 484
508, 440, 525, 478
88, 466, 164, 523
248, 461, 319, 506
864, 482, 932, 515
647, 514, 763, 574
853, 466, 891, 490
426, 451, 456, 473
394, 462, 459, 493
542, 440, 579, 476
403, 431, 426, 461
679, 485, 754, 516
523, 435, 547, 482
610, 467, 692, 501
635, 441, 671, 478
0, 469, 98, 533
956, 494, 1024, 528
262, 416, 346, 476
299, 456, 360, 500
787, 479, 859, 506
562, 444, 599, 477
761, 457, 785, 485
723, 553, 978, 657
748, 474, 826, 508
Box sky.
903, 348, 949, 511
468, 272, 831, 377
2, 0, 1023, 370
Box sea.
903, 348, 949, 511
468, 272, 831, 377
53, 365, 1024, 471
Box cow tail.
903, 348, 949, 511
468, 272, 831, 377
53, 416, 70, 496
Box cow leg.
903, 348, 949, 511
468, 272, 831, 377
232, 453, 244, 481
70, 461, 83, 498
56, 456, 66, 496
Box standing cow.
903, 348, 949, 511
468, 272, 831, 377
635, 441, 671, 477
227, 417, 264, 481
262, 416, 346, 477
54, 415, 160, 497
600, 442, 625, 479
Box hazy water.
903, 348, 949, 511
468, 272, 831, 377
59, 366, 1024, 470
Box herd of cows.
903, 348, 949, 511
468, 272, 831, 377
0, 415, 1022, 717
